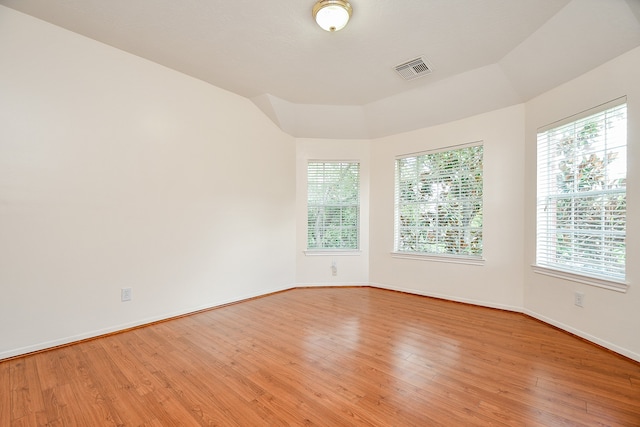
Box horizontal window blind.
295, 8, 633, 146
395, 144, 483, 257
307, 162, 360, 250
536, 101, 627, 281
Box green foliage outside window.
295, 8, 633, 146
308, 162, 359, 250
538, 103, 626, 280
395, 145, 483, 257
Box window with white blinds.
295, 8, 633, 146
395, 143, 483, 258
536, 99, 627, 284
307, 162, 360, 250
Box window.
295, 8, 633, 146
536, 99, 627, 286
394, 143, 483, 259
307, 161, 360, 250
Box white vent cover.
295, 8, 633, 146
394, 56, 432, 81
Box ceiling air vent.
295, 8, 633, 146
394, 56, 432, 81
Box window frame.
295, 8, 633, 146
306, 160, 361, 253
393, 141, 484, 263
534, 97, 628, 292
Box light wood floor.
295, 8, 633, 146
2, 287, 639, 426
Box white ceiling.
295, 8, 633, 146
2, 0, 640, 138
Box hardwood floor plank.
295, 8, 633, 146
66, 344, 127, 426
10, 358, 45, 425
124, 332, 234, 426
536, 373, 640, 410
102, 336, 204, 426
587, 400, 640, 426
2, 287, 639, 426
51, 383, 83, 425
0, 360, 11, 427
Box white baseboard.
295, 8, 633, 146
3, 282, 638, 364
296, 281, 366, 288
368, 282, 523, 313
522, 308, 640, 363
368, 281, 639, 363
0, 283, 295, 361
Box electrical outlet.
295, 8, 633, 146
331, 260, 337, 276
574, 291, 584, 307
121, 287, 132, 302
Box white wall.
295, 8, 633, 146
524, 46, 640, 361
295, 139, 370, 286
0, 7, 296, 359
369, 105, 526, 311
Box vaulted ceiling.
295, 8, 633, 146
2, 0, 640, 138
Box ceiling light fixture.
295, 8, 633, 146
313, 0, 353, 32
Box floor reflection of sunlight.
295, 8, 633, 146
394, 324, 461, 367
303, 316, 361, 358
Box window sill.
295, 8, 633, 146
304, 250, 361, 256
531, 265, 628, 293
391, 252, 485, 266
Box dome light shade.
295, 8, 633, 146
313, 0, 353, 32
